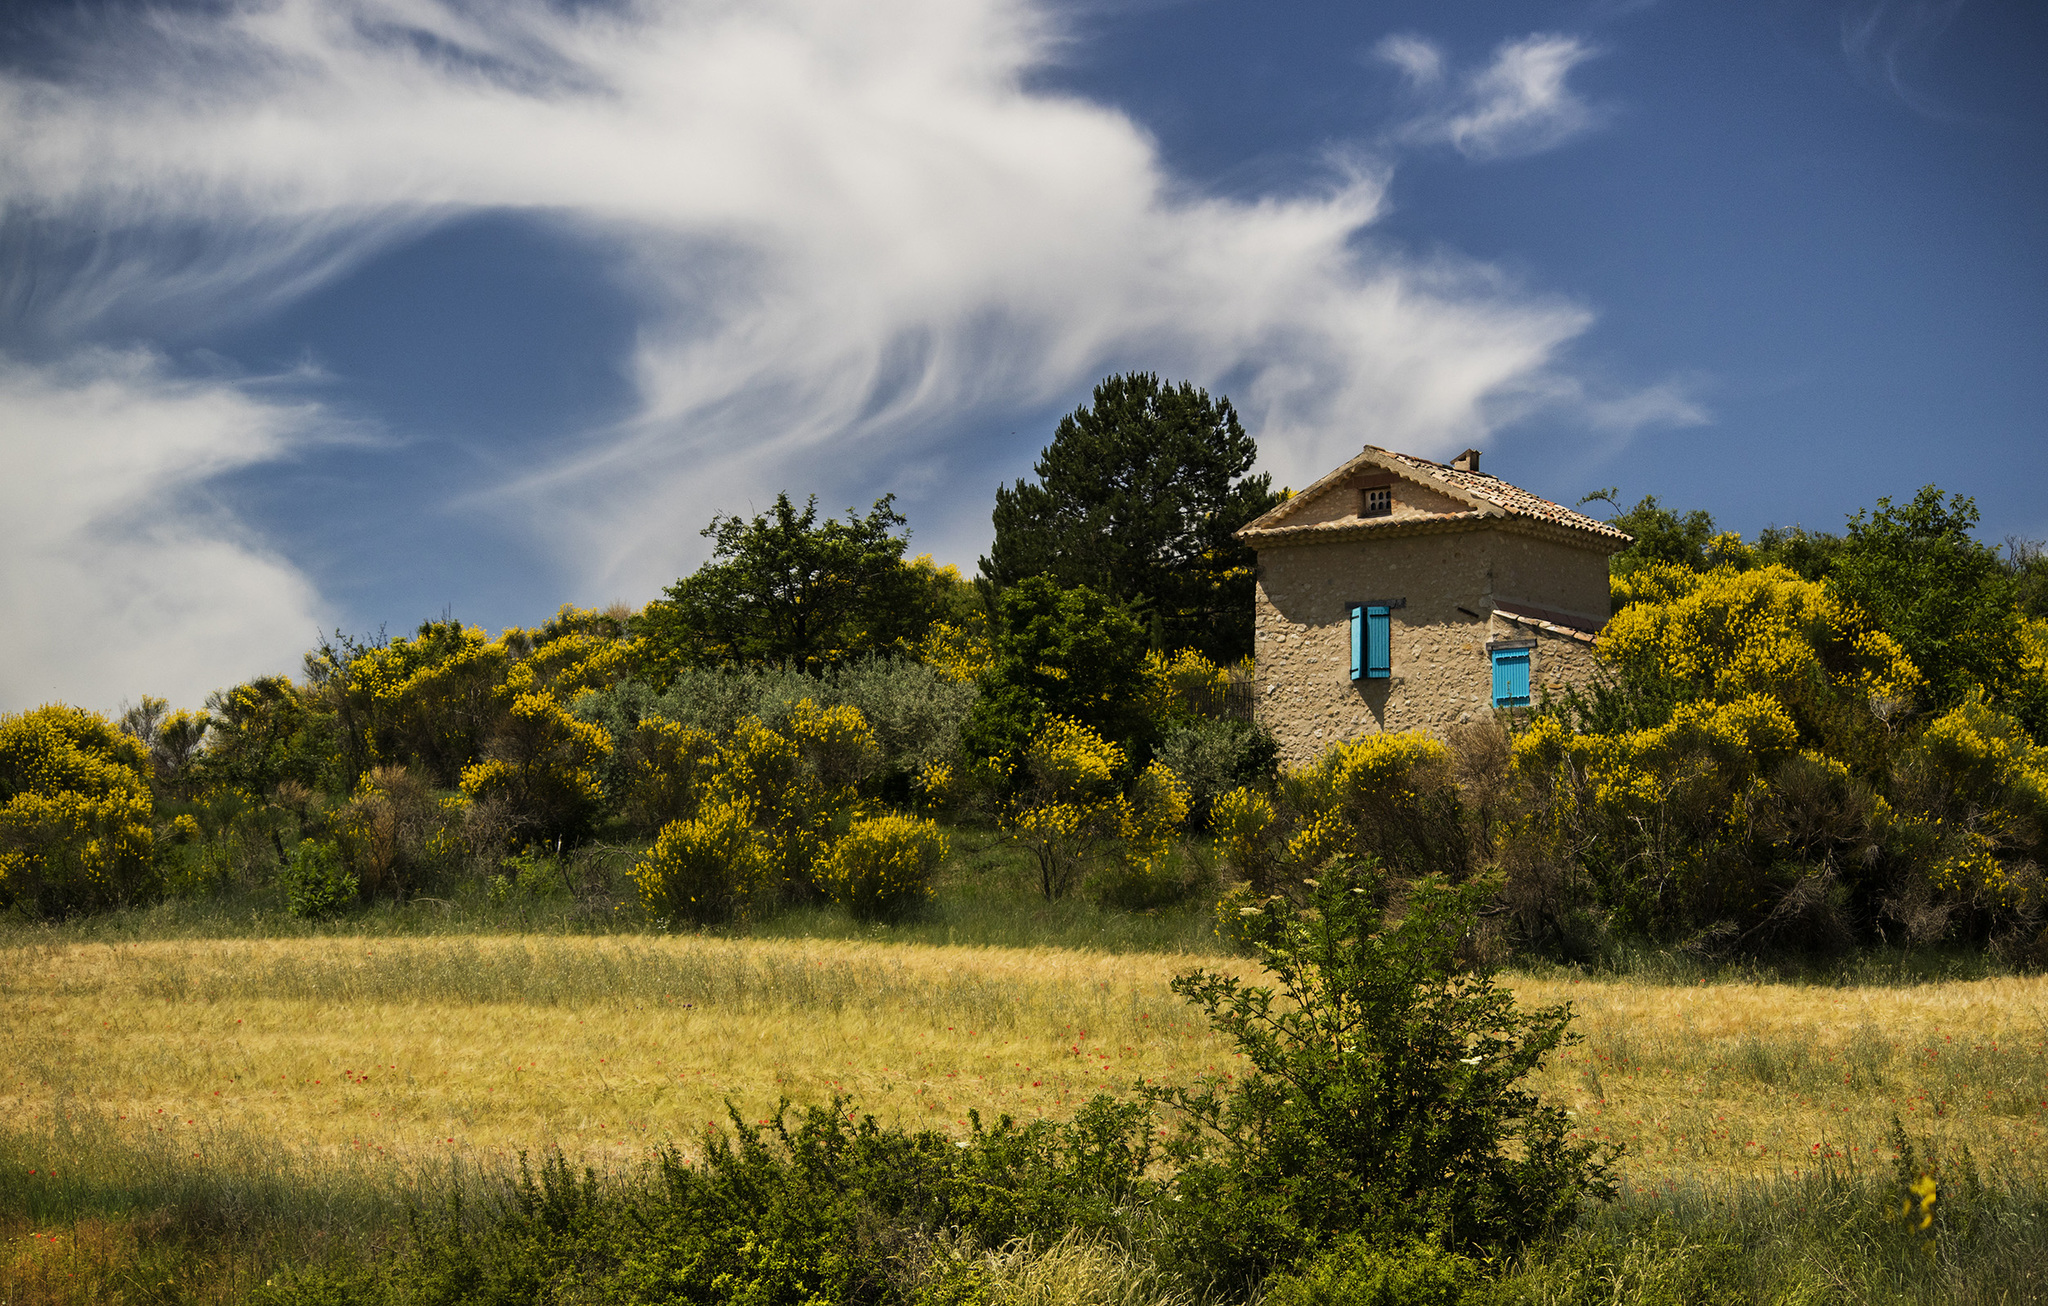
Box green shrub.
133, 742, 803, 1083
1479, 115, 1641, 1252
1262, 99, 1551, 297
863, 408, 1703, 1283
633, 796, 770, 926
820, 812, 947, 922
256, 1096, 1156, 1306
1154, 718, 1278, 828
281, 839, 358, 919
1145, 862, 1616, 1288
1260, 1236, 1479, 1306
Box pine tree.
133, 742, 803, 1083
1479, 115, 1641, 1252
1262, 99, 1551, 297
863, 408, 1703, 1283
980, 373, 1279, 663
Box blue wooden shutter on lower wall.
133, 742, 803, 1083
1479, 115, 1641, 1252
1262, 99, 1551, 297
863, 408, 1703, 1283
1491, 648, 1531, 707
1364, 606, 1391, 679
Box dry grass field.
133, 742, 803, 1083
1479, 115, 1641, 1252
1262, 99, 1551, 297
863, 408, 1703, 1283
4, 934, 2044, 1194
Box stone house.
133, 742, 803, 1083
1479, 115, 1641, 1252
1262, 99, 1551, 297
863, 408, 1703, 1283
1236, 446, 1631, 766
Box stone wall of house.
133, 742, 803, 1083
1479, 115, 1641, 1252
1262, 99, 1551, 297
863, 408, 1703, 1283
1251, 525, 1612, 767
1490, 528, 1615, 626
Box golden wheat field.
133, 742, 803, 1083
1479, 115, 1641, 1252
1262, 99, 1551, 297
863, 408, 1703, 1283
2, 935, 2045, 1196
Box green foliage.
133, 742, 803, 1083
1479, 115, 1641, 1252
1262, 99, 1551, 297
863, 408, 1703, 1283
963, 576, 1150, 770
1589, 493, 1719, 579
1259, 1236, 1480, 1306
579, 658, 974, 806
118, 694, 212, 799
638, 493, 946, 681
258, 1096, 1156, 1306
981, 373, 1279, 663
281, 839, 358, 919
818, 811, 947, 922
1831, 486, 2034, 720
1145, 865, 1614, 1287
458, 690, 613, 846
1152, 719, 1277, 831
195, 674, 325, 794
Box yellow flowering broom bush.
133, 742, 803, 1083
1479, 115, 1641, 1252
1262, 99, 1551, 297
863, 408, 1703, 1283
1600, 563, 1920, 750
0, 704, 158, 916
1004, 716, 1137, 899
817, 811, 948, 922
633, 794, 771, 926
1892, 695, 2048, 921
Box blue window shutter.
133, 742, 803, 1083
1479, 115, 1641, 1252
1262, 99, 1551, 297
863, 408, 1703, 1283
1492, 649, 1530, 707
1348, 604, 1363, 681
1365, 606, 1391, 679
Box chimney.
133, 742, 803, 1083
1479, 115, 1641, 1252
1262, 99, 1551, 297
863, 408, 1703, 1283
1452, 448, 1482, 473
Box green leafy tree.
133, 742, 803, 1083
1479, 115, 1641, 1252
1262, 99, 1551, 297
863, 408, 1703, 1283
1830, 487, 2027, 717
1582, 490, 1732, 581
981, 373, 1279, 662
638, 494, 942, 681
961, 575, 1150, 768
1751, 522, 1845, 581
1144, 864, 1615, 1286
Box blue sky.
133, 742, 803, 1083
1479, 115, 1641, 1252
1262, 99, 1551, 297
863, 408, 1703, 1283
1, 0, 2043, 711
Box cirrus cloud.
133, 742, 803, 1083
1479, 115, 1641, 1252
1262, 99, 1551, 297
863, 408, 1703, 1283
0, 349, 326, 712
1, 0, 1691, 708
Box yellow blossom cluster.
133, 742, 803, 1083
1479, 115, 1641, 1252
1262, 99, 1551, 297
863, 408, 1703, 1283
1519, 696, 1799, 814
816, 811, 949, 922
1002, 716, 1191, 900
1602, 564, 1920, 708
915, 621, 994, 685
0, 704, 157, 912
1902, 695, 2048, 908
631, 700, 880, 925
1141, 648, 1237, 720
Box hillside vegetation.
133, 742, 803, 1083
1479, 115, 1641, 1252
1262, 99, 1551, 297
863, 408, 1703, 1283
7, 376, 2048, 1303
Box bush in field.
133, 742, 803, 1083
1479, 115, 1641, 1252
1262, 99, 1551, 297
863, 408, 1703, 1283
715, 702, 876, 899
578, 658, 970, 800
1155, 716, 1278, 828
281, 838, 357, 918
1270, 730, 1469, 882
0, 704, 157, 916
634, 796, 771, 926
819, 811, 947, 922
459, 690, 613, 845
616, 716, 718, 834
260, 1096, 1156, 1306
1257, 1236, 1479, 1306
1090, 760, 1200, 909
1887, 694, 2048, 943
1210, 785, 1283, 891
1005, 716, 1136, 900
1146, 863, 1614, 1287
336, 766, 466, 899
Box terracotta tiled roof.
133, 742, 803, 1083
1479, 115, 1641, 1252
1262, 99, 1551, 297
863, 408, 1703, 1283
1237, 445, 1632, 549
1374, 449, 1630, 541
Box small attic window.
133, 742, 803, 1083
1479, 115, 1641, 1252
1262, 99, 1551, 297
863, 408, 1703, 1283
1362, 487, 1392, 518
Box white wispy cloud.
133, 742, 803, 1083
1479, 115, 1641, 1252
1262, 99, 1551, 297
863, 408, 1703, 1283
1841, 0, 1970, 122
0, 0, 1687, 708
1375, 31, 1607, 160
0, 350, 326, 712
